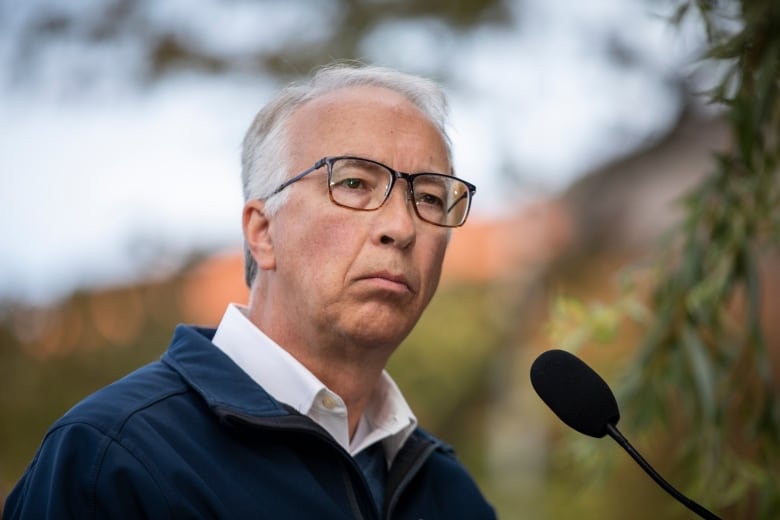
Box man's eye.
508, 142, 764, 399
417, 193, 445, 208
339, 178, 364, 189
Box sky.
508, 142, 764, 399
0, 0, 707, 304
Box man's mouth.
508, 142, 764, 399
357, 271, 414, 294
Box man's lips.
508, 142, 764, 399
356, 271, 414, 293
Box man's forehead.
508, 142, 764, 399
285, 84, 451, 172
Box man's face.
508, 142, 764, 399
259, 85, 452, 352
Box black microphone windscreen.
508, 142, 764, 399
530, 349, 620, 438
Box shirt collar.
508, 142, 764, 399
211, 303, 417, 465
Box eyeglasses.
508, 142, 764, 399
269, 156, 476, 228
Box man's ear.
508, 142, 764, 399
243, 200, 276, 270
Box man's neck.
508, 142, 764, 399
248, 307, 389, 437
284, 344, 387, 438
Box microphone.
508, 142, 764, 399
530, 349, 721, 520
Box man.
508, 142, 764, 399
3, 63, 496, 519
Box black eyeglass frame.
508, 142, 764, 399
267, 156, 477, 228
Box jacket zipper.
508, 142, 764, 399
385, 439, 439, 519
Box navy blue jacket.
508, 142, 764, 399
3, 325, 496, 519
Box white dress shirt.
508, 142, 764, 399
211, 304, 417, 466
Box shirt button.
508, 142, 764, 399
321, 395, 337, 410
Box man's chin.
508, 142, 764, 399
336, 307, 418, 349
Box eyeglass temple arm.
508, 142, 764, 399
446, 192, 470, 214
269, 158, 329, 197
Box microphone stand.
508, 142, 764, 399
605, 423, 722, 520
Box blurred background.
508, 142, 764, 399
1, 0, 778, 518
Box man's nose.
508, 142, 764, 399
376, 179, 417, 248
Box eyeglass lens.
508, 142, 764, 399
328, 157, 471, 227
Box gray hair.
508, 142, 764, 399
240, 62, 453, 288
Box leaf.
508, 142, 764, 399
681, 325, 718, 424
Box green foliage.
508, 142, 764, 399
621, 1, 780, 517
547, 2, 780, 517
547, 272, 650, 352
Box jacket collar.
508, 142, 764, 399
162, 324, 290, 419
